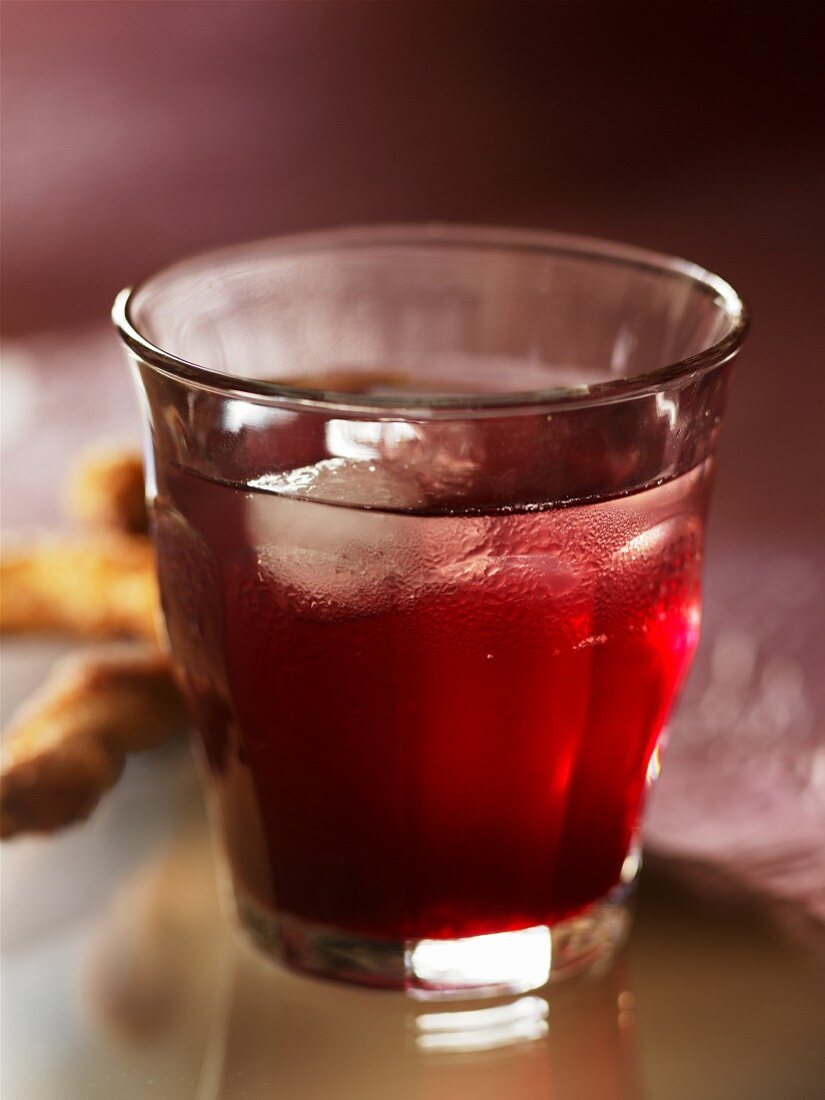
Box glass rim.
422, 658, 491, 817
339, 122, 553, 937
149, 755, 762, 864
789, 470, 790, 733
112, 224, 749, 416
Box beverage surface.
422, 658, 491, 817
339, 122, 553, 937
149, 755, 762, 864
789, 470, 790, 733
154, 446, 709, 940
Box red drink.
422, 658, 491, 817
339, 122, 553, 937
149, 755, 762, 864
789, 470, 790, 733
154, 454, 708, 942
117, 224, 747, 992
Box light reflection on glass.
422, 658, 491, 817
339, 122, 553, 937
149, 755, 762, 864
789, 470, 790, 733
655, 389, 678, 430
645, 743, 662, 787
414, 995, 550, 1053
619, 844, 642, 886
409, 925, 552, 997
326, 418, 419, 458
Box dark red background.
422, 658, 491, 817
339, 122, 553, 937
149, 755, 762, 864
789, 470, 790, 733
2, 0, 824, 539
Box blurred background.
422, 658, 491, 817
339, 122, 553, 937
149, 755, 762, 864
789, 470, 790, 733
2, 0, 824, 539
3, 0, 824, 931
1, 3, 824, 1095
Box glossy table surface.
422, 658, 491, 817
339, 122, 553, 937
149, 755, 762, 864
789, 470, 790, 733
2, 641, 824, 1100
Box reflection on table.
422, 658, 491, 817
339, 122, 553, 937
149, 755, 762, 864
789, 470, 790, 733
78, 820, 642, 1100
2, 731, 823, 1100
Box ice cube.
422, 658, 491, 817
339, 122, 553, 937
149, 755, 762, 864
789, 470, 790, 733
612, 514, 702, 568
438, 548, 582, 600
325, 416, 490, 504
246, 458, 431, 615
377, 421, 487, 500
250, 455, 426, 511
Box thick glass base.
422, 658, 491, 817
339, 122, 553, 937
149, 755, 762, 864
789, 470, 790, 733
237, 893, 632, 1000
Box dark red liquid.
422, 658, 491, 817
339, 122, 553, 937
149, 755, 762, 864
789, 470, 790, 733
154, 459, 707, 941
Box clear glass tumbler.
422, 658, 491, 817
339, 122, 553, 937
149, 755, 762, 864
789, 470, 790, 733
113, 226, 748, 998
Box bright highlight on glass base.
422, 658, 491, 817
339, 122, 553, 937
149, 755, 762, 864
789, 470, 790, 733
237, 891, 632, 1000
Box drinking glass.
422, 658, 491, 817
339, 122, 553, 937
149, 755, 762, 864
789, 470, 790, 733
113, 226, 748, 998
